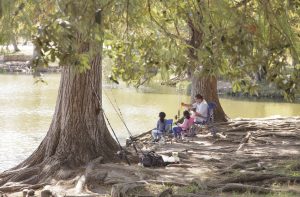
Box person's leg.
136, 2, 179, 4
172, 127, 177, 136
172, 127, 178, 138
153, 131, 163, 143
181, 130, 187, 139
177, 127, 183, 139
152, 130, 158, 140
173, 127, 182, 139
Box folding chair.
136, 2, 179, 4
163, 119, 173, 143
165, 119, 173, 133
206, 102, 217, 136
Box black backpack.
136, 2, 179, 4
140, 151, 165, 167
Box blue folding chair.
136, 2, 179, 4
207, 102, 217, 123
160, 119, 173, 143
206, 102, 217, 136
165, 119, 173, 133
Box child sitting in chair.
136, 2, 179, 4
172, 110, 194, 139
152, 112, 167, 142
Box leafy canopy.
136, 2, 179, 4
108, 0, 300, 100
0, 0, 299, 100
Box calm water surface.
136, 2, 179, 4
0, 74, 299, 171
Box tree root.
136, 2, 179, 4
0, 191, 8, 197
111, 180, 187, 197
220, 183, 271, 194
266, 176, 300, 184
255, 132, 300, 139
111, 182, 145, 197
236, 131, 252, 151
0, 158, 67, 192
158, 188, 172, 197
221, 173, 280, 184
0, 183, 47, 193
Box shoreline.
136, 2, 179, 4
0, 54, 60, 74
1, 53, 299, 102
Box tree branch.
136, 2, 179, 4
147, 0, 187, 44
125, 0, 129, 37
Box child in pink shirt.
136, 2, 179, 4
172, 110, 194, 139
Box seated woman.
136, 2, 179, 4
152, 112, 167, 142
172, 110, 194, 139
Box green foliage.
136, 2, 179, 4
0, 0, 36, 45
0, 0, 2, 19
0, 0, 299, 100
107, 0, 299, 100
29, 0, 109, 69
0, 0, 121, 67
104, 33, 183, 86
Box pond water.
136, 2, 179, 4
0, 74, 299, 171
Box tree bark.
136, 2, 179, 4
23, 45, 118, 168
187, 17, 227, 122
0, 38, 119, 188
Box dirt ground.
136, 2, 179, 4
1, 117, 300, 197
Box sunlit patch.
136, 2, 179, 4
279, 149, 299, 155
193, 140, 212, 146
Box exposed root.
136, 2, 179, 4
221, 173, 282, 184
111, 180, 187, 197
111, 182, 145, 197
0, 183, 47, 193
220, 183, 271, 194
236, 131, 252, 151
0, 191, 7, 197
0, 157, 74, 192
267, 176, 300, 184
255, 132, 300, 139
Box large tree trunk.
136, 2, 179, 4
187, 14, 227, 122
0, 40, 119, 188
34, 50, 119, 166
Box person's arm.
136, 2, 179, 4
181, 102, 192, 108
194, 112, 206, 118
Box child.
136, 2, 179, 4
152, 112, 167, 142
172, 110, 194, 139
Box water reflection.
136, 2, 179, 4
0, 74, 299, 171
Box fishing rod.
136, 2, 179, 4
103, 89, 144, 155
103, 90, 134, 137
88, 77, 131, 165
176, 83, 183, 121
102, 109, 131, 165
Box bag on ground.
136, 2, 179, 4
140, 151, 165, 167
